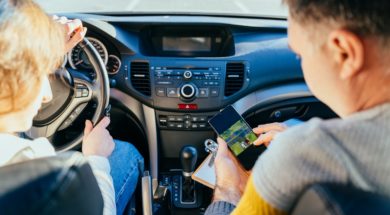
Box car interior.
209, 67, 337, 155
2, 1, 390, 215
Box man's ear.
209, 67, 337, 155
327, 29, 364, 80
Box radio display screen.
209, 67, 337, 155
162, 37, 211, 52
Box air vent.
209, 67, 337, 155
130, 61, 151, 96
224, 62, 245, 96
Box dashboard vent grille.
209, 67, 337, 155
130, 61, 151, 96
225, 62, 245, 96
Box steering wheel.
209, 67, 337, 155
26, 38, 110, 152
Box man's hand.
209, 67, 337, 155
82, 117, 115, 158
53, 16, 87, 53
253, 122, 287, 147
213, 138, 249, 205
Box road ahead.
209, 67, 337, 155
36, 0, 287, 18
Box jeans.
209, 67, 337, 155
109, 140, 144, 215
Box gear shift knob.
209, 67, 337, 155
180, 146, 198, 178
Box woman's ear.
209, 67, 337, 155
327, 29, 365, 80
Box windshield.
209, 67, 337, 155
35, 0, 287, 18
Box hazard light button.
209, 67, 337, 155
178, 104, 198, 110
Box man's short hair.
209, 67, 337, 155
284, 0, 390, 41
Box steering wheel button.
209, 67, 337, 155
76, 90, 82, 98
82, 89, 89, 97
69, 113, 76, 120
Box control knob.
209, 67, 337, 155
180, 84, 196, 99
183, 70, 193, 79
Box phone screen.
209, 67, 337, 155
209, 106, 257, 156
209, 105, 266, 169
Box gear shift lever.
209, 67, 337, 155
180, 146, 198, 178
180, 146, 198, 202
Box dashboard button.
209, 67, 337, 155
168, 123, 176, 128
159, 117, 167, 126
178, 104, 198, 110
156, 88, 166, 97
167, 88, 179, 97
199, 88, 209, 97
176, 116, 184, 122
210, 88, 219, 97
176, 123, 184, 129
199, 116, 208, 122
191, 116, 199, 122
156, 81, 173, 85
199, 123, 207, 128
191, 124, 199, 129
168, 116, 176, 122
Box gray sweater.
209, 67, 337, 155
206, 103, 390, 214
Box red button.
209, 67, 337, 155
178, 104, 198, 110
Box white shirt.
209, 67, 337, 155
0, 133, 116, 215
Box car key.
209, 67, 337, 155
204, 139, 218, 167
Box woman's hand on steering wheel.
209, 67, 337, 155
82, 117, 115, 158
53, 15, 87, 53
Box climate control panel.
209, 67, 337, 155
157, 113, 214, 130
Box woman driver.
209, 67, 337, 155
0, 0, 143, 214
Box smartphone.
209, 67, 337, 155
208, 105, 266, 170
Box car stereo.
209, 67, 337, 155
153, 66, 222, 101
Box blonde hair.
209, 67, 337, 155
0, 0, 65, 115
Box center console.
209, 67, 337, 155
127, 26, 249, 214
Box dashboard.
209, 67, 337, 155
64, 14, 302, 111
